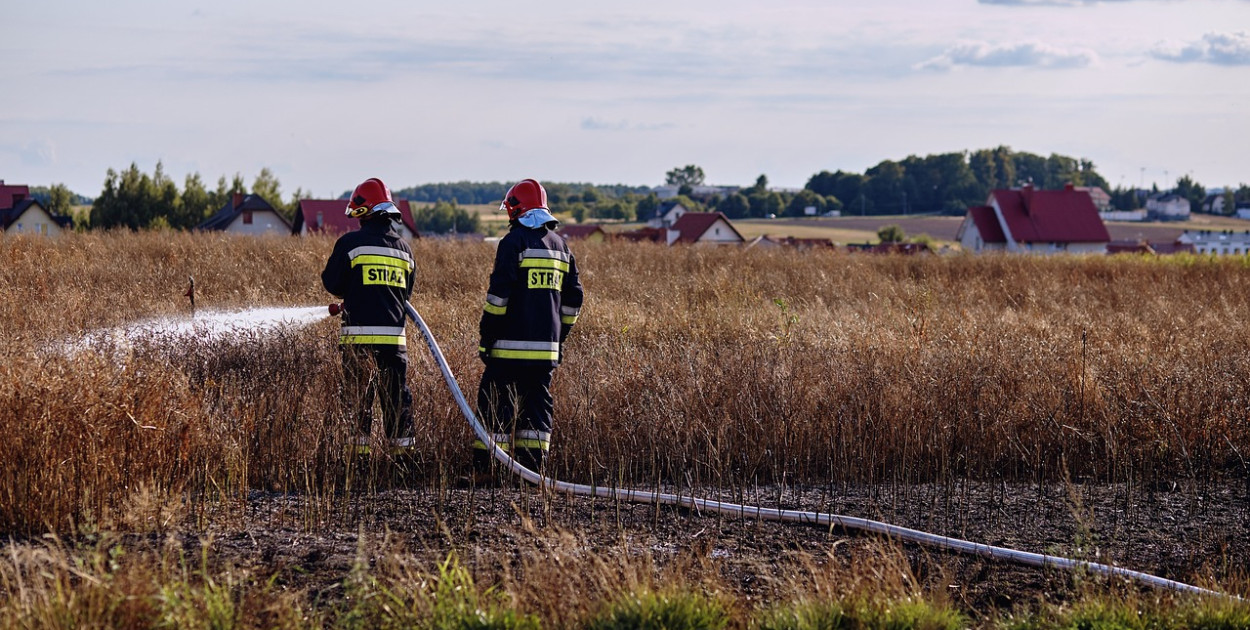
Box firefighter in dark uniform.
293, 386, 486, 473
321, 177, 416, 454
475, 178, 584, 480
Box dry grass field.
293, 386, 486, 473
2, 232, 1249, 627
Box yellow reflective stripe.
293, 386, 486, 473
350, 254, 413, 272
514, 439, 550, 451
483, 302, 507, 315
340, 334, 406, 345
472, 440, 512, 451
561, 315, 578, 325
519, 258, 570, 273
489, 349, 559, 361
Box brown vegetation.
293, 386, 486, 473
2, 232, 1249, 535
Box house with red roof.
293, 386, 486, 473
197, 193, 292, 235
1, 180, 74, 236
956, 183, 1110, 254
665, 211, 744, 246
292, 198, 420, 240
557, 223, 607, 242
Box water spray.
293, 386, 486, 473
402, 302, 1238, 600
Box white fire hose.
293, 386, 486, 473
404, 303, 1235, 599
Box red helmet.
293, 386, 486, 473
500, 179, 547, 221
345, 177, 399, 218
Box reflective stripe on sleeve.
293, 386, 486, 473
483, 293, 508, 315
560, 305, 580, 325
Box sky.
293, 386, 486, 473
3, 0, 1249, 199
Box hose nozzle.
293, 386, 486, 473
328, 303, 343, 317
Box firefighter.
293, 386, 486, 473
474, 178, 584, 482
321, 177, 416, 454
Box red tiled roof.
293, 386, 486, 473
557, 224, 606, 239
990, 186, 1110, 244
967, 205, 1006, 243
295, 199, 419, 237
0, 181, 30, 211
668, 211, 744, 244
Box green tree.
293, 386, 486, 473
1174, 175, 1205, 214
865, 160, 907, 214
716, 193, 751, 219
46, 183, 74, 218
877, 224, 906, 243
412, 200, 481, 234
251, 167, 296, 219
635, 193, 659, 222
180, 173, 215, 228
665, 164, 705, 187
969, 146, 1015, 192
785, 189, 825, 217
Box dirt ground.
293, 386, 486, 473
167, 475, 1250, 613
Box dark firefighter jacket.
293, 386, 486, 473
479, 224, 584, 367
321, 217, 415, 347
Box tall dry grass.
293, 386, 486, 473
1, 231, 1249, 534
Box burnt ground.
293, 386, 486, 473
157, 475, 1250, 615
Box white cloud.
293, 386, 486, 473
916, 40, 1098, 71
979, 0, 1145, 5
1151, 31, 1250, 65
581, 118, 677, 132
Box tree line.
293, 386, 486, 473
39, 148, 1250, 233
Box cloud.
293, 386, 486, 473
580, 117, 676, 132
916, 40, 1097, 71
979, 0, 1139, 5
20, 140, 57, 166
1151, 31, 1250, 65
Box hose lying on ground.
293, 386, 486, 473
404, 302, 1233, 599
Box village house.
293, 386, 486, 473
641, 200, 689, 228
557, 223, 607, 242
956, 183, 1111, 254
0, 180, 73, 236
1145, 193, 1191, 221
292, 198, 420, 239
665, 211, 745, 246
1177, 230, 1250, 255
197, 193, 292, 235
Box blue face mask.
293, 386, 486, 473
517, 208, 559, 229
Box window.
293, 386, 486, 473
316, 211, 323, 227
243, 210, 253, 225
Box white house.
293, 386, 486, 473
644, 200, 690, 229
1177, 230, 1250, 255
955, 184, 1111, 254
1, 180, 73, 235
1145, 193, 1190, 221
197, 193, 292, 235
665, 211, 745, 246
1100, 208, 1147, 222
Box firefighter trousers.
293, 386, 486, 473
475, 361, 553, 474
341, 344, 414, 440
